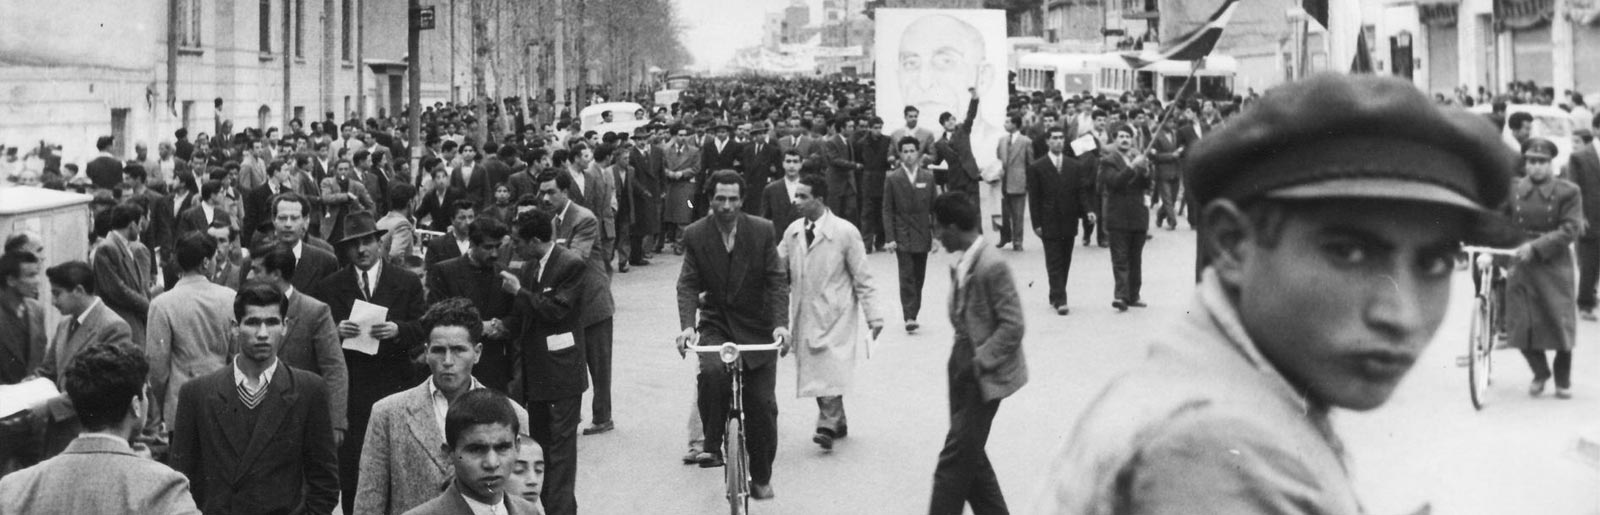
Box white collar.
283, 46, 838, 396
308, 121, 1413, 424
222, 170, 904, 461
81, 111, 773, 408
75, 298, 103, 324
76, 432, 131, 448
459, 488, 506, 515
233, 356, 280, 388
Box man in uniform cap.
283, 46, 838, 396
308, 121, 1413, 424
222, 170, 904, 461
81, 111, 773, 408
1032, 73, 1517, 514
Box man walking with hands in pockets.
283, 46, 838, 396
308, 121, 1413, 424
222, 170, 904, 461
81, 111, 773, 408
778, 174, 885, 451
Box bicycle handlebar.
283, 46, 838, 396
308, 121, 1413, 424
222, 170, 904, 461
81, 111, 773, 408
1462, 246, 1516, 257
687, 343, 782, 353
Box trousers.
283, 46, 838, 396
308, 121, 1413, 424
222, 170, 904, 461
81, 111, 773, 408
583, 317, 614, 424
1108, 230, 1147, 302
898, 251, 929, 321
1040, 237, 1076, 307
1522, 349, 1573, 389
526, 395, 581, 515
1154, 177, 1181, 228
860, 194, 885, 249
928, 359, 1007, 515
697, 331, 778, 485
1578, 237, 1598, 311
998, 194, 1026, 245
816, 395, 847, 434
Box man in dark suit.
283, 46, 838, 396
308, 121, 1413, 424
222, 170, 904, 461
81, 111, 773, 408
1100, 125, 1154, 311
817, 119, 864, 227
758, 151, 804, 234
1028, 127, 1097, 315
0, 342, 200, 514
416, 170, 466, 233
0, 252, 46, 384
86, 135, 124, 191
855, 117, 893, 251
170, 284, 340, 514
927, 191, 1027, 514
628, 133, 662, 266
673, 170, 790, 500
1149, 118, 1185, 231
91, 205, 156, 350
741, 122, 783, 196
932, 90, 983, 202
1567, 120, 1600, 320
450, 143, 491, 209
883, 137, 937, 333
424, 200, 478, 267
243, 161, 294, 247
265, 193, 341, 294
314, 212, 429, 511
500, 209, 594, 515
536, 171, 603, 268
248, 245, 351, 445
121, 165, 176, 258
177, 180, 235, 238
427, 218, 517, 392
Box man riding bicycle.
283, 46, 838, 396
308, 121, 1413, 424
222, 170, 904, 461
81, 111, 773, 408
675, 170, 791, 500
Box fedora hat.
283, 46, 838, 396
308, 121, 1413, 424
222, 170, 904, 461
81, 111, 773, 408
334, 211, 388, 246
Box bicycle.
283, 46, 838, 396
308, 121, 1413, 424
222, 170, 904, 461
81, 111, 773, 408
685, 340, 782, 515
1460, 245, 1516, 410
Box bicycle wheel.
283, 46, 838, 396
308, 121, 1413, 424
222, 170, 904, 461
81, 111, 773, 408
1468, 295, 1492, 410
725, 417, 749, 515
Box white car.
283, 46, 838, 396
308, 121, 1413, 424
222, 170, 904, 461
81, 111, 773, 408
579, 102, 650, 136
1468, 103, 1575, 173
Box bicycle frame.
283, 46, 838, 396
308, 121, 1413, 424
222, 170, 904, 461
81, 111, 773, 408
1462, 246, 1515, 410
688, 341, 781, 514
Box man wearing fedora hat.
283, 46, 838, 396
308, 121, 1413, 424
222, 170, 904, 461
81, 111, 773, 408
1034, 74, 1519, 513
311, 209, 428, 511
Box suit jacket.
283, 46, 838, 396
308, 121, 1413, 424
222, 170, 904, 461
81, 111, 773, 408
91, 231, 154, 336
399, 481, 541, 515
170, 364, 340, 515
740, 137, 783, 189
553, 201, 602, 267
318, 175, 375, 242
758, 178, 799, 234
675, 214, 789, 368
293, 244, 343, 295
313, 263, 428, 430
177, 204, 235, 237
701, 138, 743, 173
36, 300, 133, 381
136, 189, 178, 253
145, 275, 238, 430
506, 169, 542, 208
362, 169, 394, 214
633, 145, 666, 225
0, 435, 200, 514
0, 293, 47, 384
416, 188, 465, 232
881, 165, 937, 253
1098, 150, 1153, 231
278, 289, 350, 433
424, 233, 467, 267
1026, 153, 1096, 240
577, 163, 617, 240
450, 163, 492, 209
506, 246, 592, 402
356, 381, 529, 515
949, 243, 1028, 402
855, 133, 892, 197
817, 133, 859, 197
997, 132, 1034, 195
1149, 129, 1184, 182
932, 99, 982, 194
242, 183, 289, 245
1565, 143, 1600, 238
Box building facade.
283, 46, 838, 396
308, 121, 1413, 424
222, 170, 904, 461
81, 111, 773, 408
1413, 0, 1600, 98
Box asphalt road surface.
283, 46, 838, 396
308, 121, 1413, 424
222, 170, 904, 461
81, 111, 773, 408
572, 223, 1598, 514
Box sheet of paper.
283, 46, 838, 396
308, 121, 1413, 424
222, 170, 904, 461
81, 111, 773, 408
0, 377, 59, 418
548, 332, 576, 352
1070, 134, 1099, 156
341, 300, 388, 355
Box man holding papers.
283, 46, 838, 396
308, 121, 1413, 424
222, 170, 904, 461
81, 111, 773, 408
777, 174, 883, 452
312, 210, 428, 512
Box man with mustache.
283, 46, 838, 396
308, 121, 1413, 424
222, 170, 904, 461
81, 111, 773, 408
1034, 74, 1518, 513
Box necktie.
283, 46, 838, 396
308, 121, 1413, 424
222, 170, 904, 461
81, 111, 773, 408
805, 222, 815, 247
360, 271, 371, 299
67, 318, 81, 339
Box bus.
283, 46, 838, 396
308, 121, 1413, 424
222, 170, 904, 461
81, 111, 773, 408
1015, 53, 1108, 95
1094, 54, 1237, 101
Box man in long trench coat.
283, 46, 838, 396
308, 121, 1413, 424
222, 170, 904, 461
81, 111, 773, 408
777, 174, 884, 451
1505, 138, 1584, 398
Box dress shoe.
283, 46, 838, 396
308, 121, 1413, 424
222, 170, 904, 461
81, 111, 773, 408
905, 319, 920, 333
1145, 234, 1154, 240
1012, 242, 1023, 251
1583, 309, 1597, 322
750, 483, 775, 500
812, 431, 834, 450
1529, 379, 1547, 397
1555, 387, 1572, 399
835, 427, 848, 438
683, 449, 705, 465
1112, 300, 1128, 312
617, 262, 630, 273
1081, 239, 1091, 247
1128, 300, 1148, 308
629, 258, 650, 267
995, 240, 1009, 249
1097, 241, 1109, 248
698, 452, 724, 468
582, 420, 615, 435
1055, 305, 1069, 316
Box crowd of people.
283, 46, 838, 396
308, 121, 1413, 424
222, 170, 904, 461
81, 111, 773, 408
0, 68, 1593, 515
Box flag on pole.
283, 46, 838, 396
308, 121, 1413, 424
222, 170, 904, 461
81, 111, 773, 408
1124, 0, 1240, 68
1304, 0, 1368, 73
1350, 28, 1375, 73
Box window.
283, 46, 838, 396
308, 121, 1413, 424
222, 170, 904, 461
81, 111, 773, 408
177, 0, 202, 48
259, 0, 272, 53
341, 0, 353, 61
295, 0, 304, 58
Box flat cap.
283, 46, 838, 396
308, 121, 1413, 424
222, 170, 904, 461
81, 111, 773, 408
1185, 73, 1516, 214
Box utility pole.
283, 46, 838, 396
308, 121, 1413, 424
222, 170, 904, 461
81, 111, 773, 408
408, 0, 423, 186
450, 0, 457, 103
283, 0, 293, 130
471, 0, 489, 143
554, 0, 566, 120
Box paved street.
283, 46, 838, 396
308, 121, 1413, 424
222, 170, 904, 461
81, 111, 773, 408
574, 221, 1599, 514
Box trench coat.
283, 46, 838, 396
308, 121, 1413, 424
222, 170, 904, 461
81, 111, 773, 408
663, 143, 701, 225
777, 212, 883, 398
1504, 176, 1584, 352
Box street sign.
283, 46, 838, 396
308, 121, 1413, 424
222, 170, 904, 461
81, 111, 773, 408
411, 6, 435, 30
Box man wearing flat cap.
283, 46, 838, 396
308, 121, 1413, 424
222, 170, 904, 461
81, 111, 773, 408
1032, 73, 1518, 514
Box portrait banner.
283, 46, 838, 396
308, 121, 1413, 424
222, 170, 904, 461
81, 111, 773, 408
874, 8, 1008, 174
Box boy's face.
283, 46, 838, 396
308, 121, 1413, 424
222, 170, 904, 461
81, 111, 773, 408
1216, 198, 1468, 411
511, 439, 545, 503
446, 423, 517, 505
